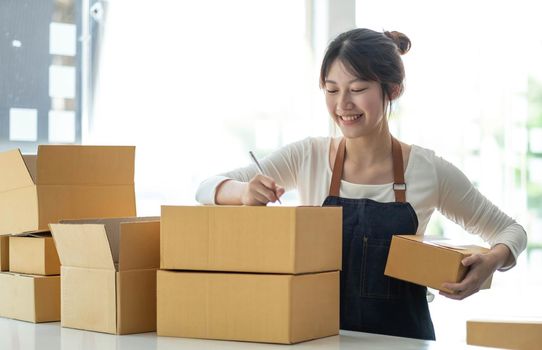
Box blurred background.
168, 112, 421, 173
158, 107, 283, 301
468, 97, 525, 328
1, 0, 540, 342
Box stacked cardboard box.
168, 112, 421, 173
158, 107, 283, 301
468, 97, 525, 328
384, 235, 493, 293
0, 145, 137, 323
157, 205, 342, 344
50, 217, 160, 334
0, 231, 61, 323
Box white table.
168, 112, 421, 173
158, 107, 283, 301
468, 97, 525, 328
0, 318, 492, 350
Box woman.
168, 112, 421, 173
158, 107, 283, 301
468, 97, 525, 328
195, 28, 527, 340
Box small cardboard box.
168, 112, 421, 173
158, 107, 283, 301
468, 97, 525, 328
161, 206, 342, 274
0, 272, 60, 323
157, 270, 339, 344
9, 231, 60, 275
0, 236, 8, 271
467, 319, 542, 350
384, 235, 492, 293
0, 145, 136, 236
50, 217, 159, 335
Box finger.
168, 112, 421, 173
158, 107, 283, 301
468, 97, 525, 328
441, 282, 465, 294
462, 254, 481, 267
253, 192, 272, 205
258, 175, 277, 190
255, 186, 279, 203
276, 186, 285, 198
439, 290, 465, 300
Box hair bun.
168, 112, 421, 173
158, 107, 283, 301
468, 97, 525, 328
384, 31, 411, 55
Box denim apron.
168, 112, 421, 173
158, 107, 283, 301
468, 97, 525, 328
323, 137, 435, 340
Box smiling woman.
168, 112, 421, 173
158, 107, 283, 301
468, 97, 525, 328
196, 27, 527, 341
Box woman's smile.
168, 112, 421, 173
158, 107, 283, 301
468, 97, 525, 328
338, 113, 364, 125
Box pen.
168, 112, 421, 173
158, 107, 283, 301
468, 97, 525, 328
248, 151, 282, 204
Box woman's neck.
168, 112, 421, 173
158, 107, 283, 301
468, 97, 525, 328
344, 127, 392, 168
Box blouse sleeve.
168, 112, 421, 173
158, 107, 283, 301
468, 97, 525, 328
195, 138, 309, 205
435, 155, 527, 270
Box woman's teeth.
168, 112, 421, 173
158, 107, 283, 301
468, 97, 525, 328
340, 114, 362, 121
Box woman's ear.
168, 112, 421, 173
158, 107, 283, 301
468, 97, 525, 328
389, 84, 402, 100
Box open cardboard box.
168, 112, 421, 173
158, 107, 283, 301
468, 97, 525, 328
384, 235, 492, 293
0, 145, 137, 237
50, 217, 159, 335
9, 231, 60, 275
467, 319, 542, 350
0, 272, 60, 323
161, 205, 342, 274
157, 270, 339, 344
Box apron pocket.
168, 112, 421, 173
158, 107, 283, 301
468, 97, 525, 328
361, 236, 404, 299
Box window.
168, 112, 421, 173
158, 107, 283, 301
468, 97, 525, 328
0, 0, 82, 153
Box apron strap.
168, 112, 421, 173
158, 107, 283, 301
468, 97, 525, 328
391, 136, 406, 203
329, 138, 346, 197
328, 136, 407, 203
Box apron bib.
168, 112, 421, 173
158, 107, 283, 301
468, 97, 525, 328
322, 137, 435, 340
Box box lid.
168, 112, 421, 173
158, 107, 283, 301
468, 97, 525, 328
36, 145, 135, 185
397, 235, 490, 256
50, 217, 159, 271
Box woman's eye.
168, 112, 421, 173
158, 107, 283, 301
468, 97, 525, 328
325, 89, 338, 94
351, 88, 367, 93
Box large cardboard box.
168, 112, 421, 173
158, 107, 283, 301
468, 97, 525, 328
467, 319, 542, 350
161, 206, 342, 274
0, 236, 8, 271
0, 146, 136, 236
157, 270, 339, 344
0, 272, 60, 323
9, 232, 60, 275
384, 235, 492, 293
50, 217, 159, 335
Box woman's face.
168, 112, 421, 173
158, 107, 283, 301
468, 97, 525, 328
324, 59, 388, 139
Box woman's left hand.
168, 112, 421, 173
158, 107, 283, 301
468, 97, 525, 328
440, 244, 512, 300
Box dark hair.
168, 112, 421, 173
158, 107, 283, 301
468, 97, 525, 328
319, 28, 411, 102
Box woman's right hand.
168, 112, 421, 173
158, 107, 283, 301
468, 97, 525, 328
241, 174, 285, 206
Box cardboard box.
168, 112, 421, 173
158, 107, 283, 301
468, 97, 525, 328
0, 145, 136, 236
0, 272, 60, 323
50, 217, 159, 335
0, 236, 8, 271
384, 235, 492, 293
161, 206, 342, 274
157, 270, 339, 344
467, 319, 542, 350
9, 232, 60, 275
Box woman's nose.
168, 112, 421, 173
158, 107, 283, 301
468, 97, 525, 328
337, 92, 354, 111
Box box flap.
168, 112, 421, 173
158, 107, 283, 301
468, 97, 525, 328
22, 155, 38, 184
0, 149, 35, 193
36, 145, 135, 185
57, 217, 158, 268
49, 223, 115, 269
118, 220, 160, 271
11, 230, 51, 238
